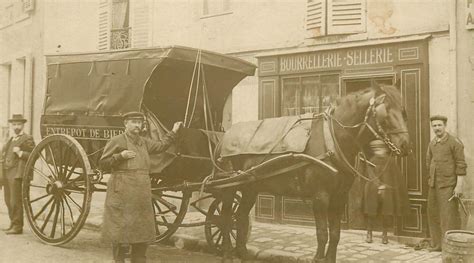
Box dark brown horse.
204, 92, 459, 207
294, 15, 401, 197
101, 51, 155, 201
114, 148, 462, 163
217, 85, 410, 262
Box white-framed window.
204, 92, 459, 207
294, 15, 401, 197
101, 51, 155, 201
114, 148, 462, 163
98, 0, 150, 50
202, 0, 232, 18
110, 0, 130, 50
306, 0, 366, 38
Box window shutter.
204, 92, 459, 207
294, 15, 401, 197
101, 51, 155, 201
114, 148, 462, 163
306, 0, 326, 38
98, 0, 111, 50
130, 0, 150, 48
328, 0, 366, 35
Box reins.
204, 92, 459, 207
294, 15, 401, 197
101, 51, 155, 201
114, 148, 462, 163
324, 93, 406, 183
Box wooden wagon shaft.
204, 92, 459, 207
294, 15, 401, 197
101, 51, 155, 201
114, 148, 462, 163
210, 162, 310, 189
152, 153, 338, 192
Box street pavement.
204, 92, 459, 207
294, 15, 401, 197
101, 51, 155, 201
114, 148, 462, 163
0, 212, 224, 263
83, 194, 441, 262
0, 191, 442, 262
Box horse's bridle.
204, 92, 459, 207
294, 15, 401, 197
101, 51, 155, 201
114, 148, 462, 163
328, 94, 408, 155
323, 93, 409, 183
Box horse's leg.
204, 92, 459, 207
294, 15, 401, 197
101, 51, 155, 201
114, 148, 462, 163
312, 191, 330, 262
326, 198, 344, 263
220, 191, 236, 260
235, 190, 258, 261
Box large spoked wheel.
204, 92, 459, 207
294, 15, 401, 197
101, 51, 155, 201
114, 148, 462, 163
152, 190, 191, 243
22, 134, 92, 245
204, 193, 252, 254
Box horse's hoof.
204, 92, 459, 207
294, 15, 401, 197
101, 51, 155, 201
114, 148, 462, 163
221, 258, 233, 263
312, 257, 326, 263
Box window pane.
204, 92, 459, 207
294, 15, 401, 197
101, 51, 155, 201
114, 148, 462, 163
282, 78, 299, 116
321, 75, 339, 112
301, 76, 320, 114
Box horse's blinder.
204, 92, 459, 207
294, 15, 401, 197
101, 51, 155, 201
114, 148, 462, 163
365, 94, 408, 155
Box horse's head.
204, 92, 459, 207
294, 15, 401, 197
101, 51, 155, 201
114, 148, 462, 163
362, 84, 410, 156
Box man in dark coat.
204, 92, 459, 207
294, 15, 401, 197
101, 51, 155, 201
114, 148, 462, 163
363, 140, 410, 244
1, 114, 35, 234
426, 115, 467, 252
100, 111, 182, 263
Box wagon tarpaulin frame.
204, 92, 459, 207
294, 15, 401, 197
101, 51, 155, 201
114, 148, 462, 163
44, 46, 256, 118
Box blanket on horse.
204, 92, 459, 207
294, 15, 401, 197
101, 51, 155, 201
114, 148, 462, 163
219, 114, 313, 157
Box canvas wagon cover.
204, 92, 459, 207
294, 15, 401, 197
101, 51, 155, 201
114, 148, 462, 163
44, 46, 256, 116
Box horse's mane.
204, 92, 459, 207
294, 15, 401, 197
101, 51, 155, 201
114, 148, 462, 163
379, 85, 402, 109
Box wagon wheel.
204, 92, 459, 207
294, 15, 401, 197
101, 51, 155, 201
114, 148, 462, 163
152, 190, 191, 243
204, 193, 252, 254
22, 134, 92, 245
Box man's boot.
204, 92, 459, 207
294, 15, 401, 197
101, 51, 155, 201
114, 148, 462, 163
366, 230, 373, 243
5, 226, 22, 235
131, 243, 147, 263
112, 243, 127, 263
2, 224, 12, 231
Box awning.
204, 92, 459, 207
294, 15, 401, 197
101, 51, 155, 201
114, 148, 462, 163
44, 46, 256, 118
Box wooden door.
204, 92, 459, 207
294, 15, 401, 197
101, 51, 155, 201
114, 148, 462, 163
396, 65, 430, 237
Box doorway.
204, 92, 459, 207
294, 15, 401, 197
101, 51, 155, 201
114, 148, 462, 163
341, 75, 397, 230
343, 76, 394, 95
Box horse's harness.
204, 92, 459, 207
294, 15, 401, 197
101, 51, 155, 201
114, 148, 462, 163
200, 92, 407, 192
324, 93, 408, 184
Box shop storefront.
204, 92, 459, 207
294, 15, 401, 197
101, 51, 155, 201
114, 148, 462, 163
255, 38, 431, 237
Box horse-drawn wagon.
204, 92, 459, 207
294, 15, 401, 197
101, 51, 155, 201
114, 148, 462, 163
22, 46, 258, 250
23, 45, 411, 263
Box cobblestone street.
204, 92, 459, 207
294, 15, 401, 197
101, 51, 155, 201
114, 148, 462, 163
79, 194, 442, 262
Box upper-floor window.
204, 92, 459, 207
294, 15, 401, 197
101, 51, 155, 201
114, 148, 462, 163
111, 0, 130, 50
306, 0, 366, 38
0, 0, 34, 29
202, 0, 231, 18
98, 0, 149, 50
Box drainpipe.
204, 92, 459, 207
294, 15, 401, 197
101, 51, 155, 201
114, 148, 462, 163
449, 0, 458, 134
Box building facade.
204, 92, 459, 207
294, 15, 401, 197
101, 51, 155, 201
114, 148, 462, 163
0, 0, 473, 238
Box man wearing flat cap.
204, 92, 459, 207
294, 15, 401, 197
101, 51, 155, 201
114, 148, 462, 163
100, 111, 182, 263
426, 115, 467, 252
1, 114, 35, 235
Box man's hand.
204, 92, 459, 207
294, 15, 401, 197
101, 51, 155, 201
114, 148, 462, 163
172, 121, 183, 133
13, 147, 22, 157
120, 150, 136, 159
454, 176, 464, 197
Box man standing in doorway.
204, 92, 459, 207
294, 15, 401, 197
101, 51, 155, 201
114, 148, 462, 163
100, 111, 182, 263
426, 115, 467, 251
1, 114, 35, 235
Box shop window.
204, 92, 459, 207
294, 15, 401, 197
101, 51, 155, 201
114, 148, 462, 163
202, 0, 232, 18
281, 74, 339, 116
306, 0, 366, 38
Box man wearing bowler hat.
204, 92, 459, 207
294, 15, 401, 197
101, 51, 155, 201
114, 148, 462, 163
100, 111, 182, 263
426, 115, 467, 251
1, 114, 35, 234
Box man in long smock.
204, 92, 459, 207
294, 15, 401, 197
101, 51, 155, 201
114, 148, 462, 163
426, 115, 467, 252
100, 111, 182, 263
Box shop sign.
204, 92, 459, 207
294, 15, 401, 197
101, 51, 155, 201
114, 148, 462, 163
280, 46, 395, 74
467, 0, 474, 30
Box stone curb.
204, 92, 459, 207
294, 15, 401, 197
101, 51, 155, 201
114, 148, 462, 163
2, 209, 431, 262
81, 215, 317, 262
